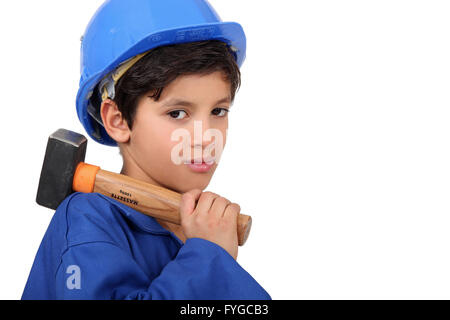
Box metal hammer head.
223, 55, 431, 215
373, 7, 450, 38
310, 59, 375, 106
36, 129, 87, 210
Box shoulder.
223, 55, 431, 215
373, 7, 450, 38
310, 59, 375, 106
63, 191, 112, 216
56, 192, 125, 246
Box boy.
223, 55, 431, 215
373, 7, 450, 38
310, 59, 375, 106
22, 0, 271, 299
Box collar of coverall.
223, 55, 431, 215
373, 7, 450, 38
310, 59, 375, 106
95, 193, 184, 246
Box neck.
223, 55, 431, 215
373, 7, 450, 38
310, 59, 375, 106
119, 146, 162, 188
119, 146, 185, 241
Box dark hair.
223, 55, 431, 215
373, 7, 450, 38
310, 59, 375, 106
106, 40, 241, 130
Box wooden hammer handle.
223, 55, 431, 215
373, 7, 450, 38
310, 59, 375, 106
73, 163, 252, 246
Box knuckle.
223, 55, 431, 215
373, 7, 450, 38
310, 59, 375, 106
229, 202, 241, 212
203, 191, 218, 199
215, 196, 229, 205
219, 218, 231, 228
207, 219, 218, 229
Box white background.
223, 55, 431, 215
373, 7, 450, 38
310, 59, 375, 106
1, 0, 449, 299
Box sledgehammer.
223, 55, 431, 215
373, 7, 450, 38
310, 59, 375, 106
36, 128, 252, 246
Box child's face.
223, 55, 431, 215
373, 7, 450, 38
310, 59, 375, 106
120, 71, 231, 193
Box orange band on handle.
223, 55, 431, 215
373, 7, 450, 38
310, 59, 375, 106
73, 162, 100, 193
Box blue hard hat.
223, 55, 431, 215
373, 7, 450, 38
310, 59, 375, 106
76, 0, 247, 146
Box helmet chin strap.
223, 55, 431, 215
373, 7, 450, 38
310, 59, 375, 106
87, 50, 153, 136
99, 50, 152, 102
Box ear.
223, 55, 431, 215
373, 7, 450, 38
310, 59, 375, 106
100, 99, 130, 143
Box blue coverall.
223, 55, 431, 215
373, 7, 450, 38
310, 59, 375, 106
21, 192, 271, 299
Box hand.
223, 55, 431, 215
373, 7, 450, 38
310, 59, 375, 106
180, 189, 240, 260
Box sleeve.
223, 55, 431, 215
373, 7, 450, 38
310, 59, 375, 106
55, 238, 271, 300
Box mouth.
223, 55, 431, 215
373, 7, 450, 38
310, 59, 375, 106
184, 158, 215, 173
183, 158, 216, 165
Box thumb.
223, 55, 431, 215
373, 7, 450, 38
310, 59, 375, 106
180, 189, 202, 218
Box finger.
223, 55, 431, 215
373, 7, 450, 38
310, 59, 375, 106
189, 188, 203, 202
209, 197, 231, 218
195, 191, 220, 217
223, 203, 240, 224
180, 189, 202, 219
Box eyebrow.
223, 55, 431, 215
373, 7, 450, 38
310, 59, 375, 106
160, 96, 231, 108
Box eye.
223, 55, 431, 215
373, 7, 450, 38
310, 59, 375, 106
212, 108, 230, 117
167, 110, 188, 120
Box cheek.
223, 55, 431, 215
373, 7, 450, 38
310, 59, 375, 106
132, 116, 178, 161
222, 118, 228, 142
215, 122, 228, 148
222, 124, 228, 146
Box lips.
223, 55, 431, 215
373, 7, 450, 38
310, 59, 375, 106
184, 158, 215, 165
184, 158, 215, 173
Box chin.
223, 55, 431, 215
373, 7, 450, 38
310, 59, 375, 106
171, 176, 212, 194
161, 163, 217, 194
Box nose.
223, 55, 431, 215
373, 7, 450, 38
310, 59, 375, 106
189, 117, 214, 149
